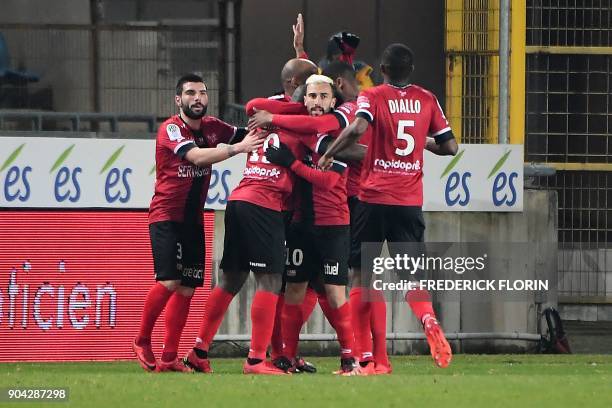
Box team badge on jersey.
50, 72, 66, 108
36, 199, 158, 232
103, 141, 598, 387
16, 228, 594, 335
167, 123, 184, 142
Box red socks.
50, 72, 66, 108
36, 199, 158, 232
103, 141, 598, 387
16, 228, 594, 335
406, 288, 435, 323
301, 287, 318, 322
370, 290, 389, 366
195, 287, 234, 351
136, 282, 173, 345
281, 303, 303, 360
161, 292, 192, 362
317, 292, 336, 329
270, 294, 285, 360
248, 291, 279, 360
331, 302, 354, 357
349, 287, 373, 361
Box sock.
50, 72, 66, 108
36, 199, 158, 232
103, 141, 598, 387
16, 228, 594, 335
406, 288, 436, 324
370, 290, 389, 366
317, 292, 337, 330
248, 290, 279, 361
270, 293, 285, 360
301, 287, 318, 322
195, 287, 234, 351
136, 282, 173, 345
349, 287, 373, 362
331, 302, 354, 358
161, 292, 192, 362
281, 303, 303, 360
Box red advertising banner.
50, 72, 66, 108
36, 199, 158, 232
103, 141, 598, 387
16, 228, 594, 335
0, 211, 214, 362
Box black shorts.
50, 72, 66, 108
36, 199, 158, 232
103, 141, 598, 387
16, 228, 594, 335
149, 221, 205, 288
220, 200, 285, 274
348, 195, 360, 218
284, 221, 317, 284
349, 199, 425, 268
285, 223, 350, 286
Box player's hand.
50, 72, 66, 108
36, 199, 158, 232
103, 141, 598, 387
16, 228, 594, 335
248, 110, 273, 131
237, 129, 265, 153
293, 13, 305, 57
265, 142, 296, 167
318, 154, 333, 170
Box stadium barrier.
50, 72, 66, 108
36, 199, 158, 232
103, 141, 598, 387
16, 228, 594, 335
1, 135, 558, 359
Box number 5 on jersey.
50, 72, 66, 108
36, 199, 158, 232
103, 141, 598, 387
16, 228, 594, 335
249, 133, 280, 163
396, 120, 415, 156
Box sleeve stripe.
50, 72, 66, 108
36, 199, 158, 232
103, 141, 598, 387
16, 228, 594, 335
435, 98, 448, 121
431, 126, 451, 137
173, 140, 195, 154
332, 160, 347, 167
334, 109, 349, 128
315, 134, 330, 154
356, 109, 374, 122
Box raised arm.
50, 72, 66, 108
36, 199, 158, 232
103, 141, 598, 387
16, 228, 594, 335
292, 13, 308, 59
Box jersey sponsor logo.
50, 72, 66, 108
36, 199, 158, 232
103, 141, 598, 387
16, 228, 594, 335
388, 99, 421, 114
249, 261, 267, 268
243, 165, 281, 179
374, 158, 421, 172
323, 260, 339, 276
182, 266, 203, 280
177, 165, 211, 178
167, 124, 184, 142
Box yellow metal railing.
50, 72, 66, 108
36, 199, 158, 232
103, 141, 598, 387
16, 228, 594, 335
509, 0, 526, 145
445, 0, 526, 145
445, 0, 501, 144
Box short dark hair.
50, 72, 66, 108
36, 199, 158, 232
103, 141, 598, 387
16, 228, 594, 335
176, 73, 205, 96
322, 61, 355, 82
381, 43, 414, 82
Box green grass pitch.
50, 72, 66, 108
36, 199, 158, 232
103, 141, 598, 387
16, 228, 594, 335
1, 355, 611, 407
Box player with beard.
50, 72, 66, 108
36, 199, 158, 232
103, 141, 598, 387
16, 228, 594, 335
319, 44, 458, 370
256, 75, 360, 375
242, 55, 325, 373
248, 62, 391, 372
183, 66, 346, 375
133, 74, 264, 372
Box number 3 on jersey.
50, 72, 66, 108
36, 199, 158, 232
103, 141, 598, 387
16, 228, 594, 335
395, 120, 415, 156
249, 133, 280, 164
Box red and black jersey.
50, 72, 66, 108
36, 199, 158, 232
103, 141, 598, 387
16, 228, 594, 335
149, 115, 237, 224
229, 129, 307, 212
252, 100, 356, 225
297, 133, 348, 226
355, 83, 452, 206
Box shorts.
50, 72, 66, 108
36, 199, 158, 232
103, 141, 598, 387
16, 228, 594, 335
149, 221, 205, 288
220, 200, 285, 274
349, 199, 425, 269
284, 221, 317, 284
285, 223, 350, 286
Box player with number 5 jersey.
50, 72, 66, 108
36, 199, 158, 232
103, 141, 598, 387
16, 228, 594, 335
319, 44, 458, 371
354, 74, 452, 206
